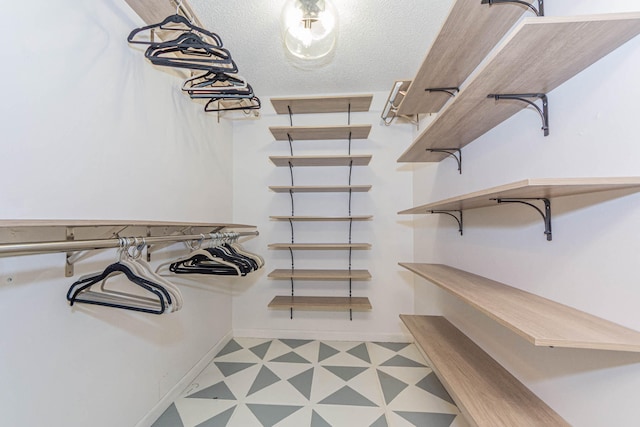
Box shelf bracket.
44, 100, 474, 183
426, 148, 462, 174
491, 198, 552, 241
480, 0, 544, 16
429, 210, 463, 236
425, 87, 460, 98
65, 227, 75, 277
487, 93, 549, 136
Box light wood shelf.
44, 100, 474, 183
270, 216, 373, 221
396, 0, 530, 116
398, 13, 640, 163
269, 155, 372, 167
269, 185, 372, 193
269, 125, 372, 141
401, 263, 640, 352
268, 243, 372, 250
0, 220, 255, 229
271, 95, 373, 114
269, 296, 372, 311
399, 177, 640, 214
401, 315, 570, 427
124, 0, 202, 27
268, 269, 371, 281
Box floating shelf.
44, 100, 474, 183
271, 95, 373, 114
268, 243, 372, 251
269, 185, 372, 193
399, 177, 640, 213
268, 269, 371, 281
398, 13, 640, 162
269, 155, 372, 167
400, 315, 570, 427
401, 263, 640, 352
270, 216, 373, 222
269, 296, 372, 311
396, 0, 530, 116
269, 125, 372, 141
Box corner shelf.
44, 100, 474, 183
269, 155, 372, 167
269, 185, 371, 193
271, 95, 373, 114
399, 177, 640, 240
269, 125, 372, 141
396, 0, 531, 116
270, 216, 372, 221
269, 296, 372, 311
398, 13, 640, 163
400, 315, 570, 427
401, 263, 640, 352
268, 243, 371, 251
268, 269, 371, 281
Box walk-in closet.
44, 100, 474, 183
2, 1, 640, 426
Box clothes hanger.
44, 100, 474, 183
155, 234, 243, 276
144, 34, 238, 72
182, 71, 249, 97
204, 96, 261, 113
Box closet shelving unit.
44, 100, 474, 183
267, 95, 374, 318
397, 12, 640, 164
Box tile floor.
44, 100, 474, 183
152, 338, 469, 427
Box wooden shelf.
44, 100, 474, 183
401, 263, 640, 352
401, 315, 570, 427
124, 0, 202, 27
398, 13, 640, 163
268, 243, 372, 250
269, 185, 372, 193
396, 0, 530, 116
270, 216, 373, 221
0, 220, 255, 229
399, 177, 640, 214
271, 95, 373, 114
269, 125, 372, 141
268, 269, 371, 281
269, 296, 372, 311
269, 155, 372, 167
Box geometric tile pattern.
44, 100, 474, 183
152, 338, 469, 427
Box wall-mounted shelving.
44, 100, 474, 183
400, 315, 570, 427
271, 95, 373, 114
401, 263, 640, 352
269, 296, 372, 311
398, 13, 640, 163
269, 185, 372, 193
399, 177, 640, 240
396, 0, 531, 116
270, 216, 373, 222
268, 269, 371, 281
269, 125, 372, 141
268, 243, 371, 251
269, 155, 372, 167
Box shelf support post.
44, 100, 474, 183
491, 198, 552, 241
426, 148, 462, 174
425, 87, 460, 98
487, 93, 549, 136
429, 210, 463, 236
480, 0, 544, 16
65, 227, 75, 277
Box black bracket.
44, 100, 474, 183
425, 87, 460, 98
430, 210, 463, 236
487, 93, 549, 136
426, 148, 462, 174
480, 0, 544, 16
491, 198, 552, 241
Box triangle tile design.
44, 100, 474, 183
156, 339, 468, 427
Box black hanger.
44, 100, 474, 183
127, 14, 223, 47
144, 37, 238, 72
204, 96, 261, 113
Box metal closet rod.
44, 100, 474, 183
0, 230, 259, 258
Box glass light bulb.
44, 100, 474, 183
282, 0, 338, 60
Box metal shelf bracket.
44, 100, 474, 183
426, 148, 462, 174
480, 0, 544, 17
491, 197, 552, 241
487, 93, 549, 136
425, 87, 460, 98
430, 210, 464, 236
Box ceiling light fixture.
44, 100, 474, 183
282, 0, 338, 61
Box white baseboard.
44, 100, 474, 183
135, 330, 234, 427
233, 328, 412, 343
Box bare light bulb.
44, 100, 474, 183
282, 0, 337, 60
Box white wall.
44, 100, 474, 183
413, 1, 640, 426
231, 92, 415, 341
0, 2, 235, 426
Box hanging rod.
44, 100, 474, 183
0, 230, 259, 258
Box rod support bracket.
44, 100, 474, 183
65, 228, 75, 277
425, 87, 460, 98
488, 93, 549, 136
430, 210, 464, 236
491, 197, 552, 241
480, 0, 544, 16
426, 148, 462, 174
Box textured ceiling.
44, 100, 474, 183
189, 0, 454, 97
